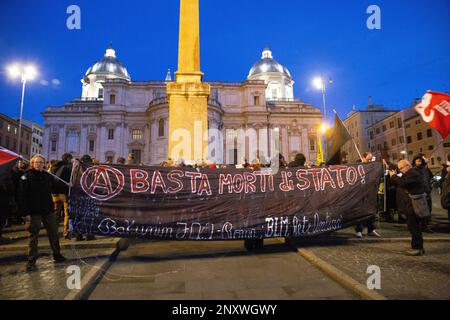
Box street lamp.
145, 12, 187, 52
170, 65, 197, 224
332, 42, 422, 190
7, 63, 38, 154
313, 75, 332, 163
313, 74, 333, 121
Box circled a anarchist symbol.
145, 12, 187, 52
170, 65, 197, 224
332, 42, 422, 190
81, 166, 124, 201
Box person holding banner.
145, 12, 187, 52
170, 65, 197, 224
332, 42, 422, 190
389, 160, 427, 256
50, 153, 73, 239
20, 154, 66, 271
355, 152, 382, 238
288, 153, 306, 167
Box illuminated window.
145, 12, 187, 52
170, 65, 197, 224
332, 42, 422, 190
132, 129, 142, 140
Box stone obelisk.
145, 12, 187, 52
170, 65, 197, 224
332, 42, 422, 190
167, 0, 210, 162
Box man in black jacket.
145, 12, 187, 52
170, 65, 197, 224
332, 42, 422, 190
50, 153, 73, 239
412, 154, 434, 232
21, 154, 66, 271
389, 160, 427, 256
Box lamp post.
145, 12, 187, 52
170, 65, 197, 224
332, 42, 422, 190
7, 64, 37, 154
313, 74, 333, 121
313, 74, 332, 163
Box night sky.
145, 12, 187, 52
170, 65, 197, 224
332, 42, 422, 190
0, 0, 449, 125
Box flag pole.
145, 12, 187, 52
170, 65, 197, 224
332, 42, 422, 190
333, 109, 364, 162
13, 153, 71, 187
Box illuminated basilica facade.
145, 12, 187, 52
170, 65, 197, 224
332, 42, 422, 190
42, 46, 323, 165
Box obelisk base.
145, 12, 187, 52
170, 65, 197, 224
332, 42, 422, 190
167, 74, 210, 162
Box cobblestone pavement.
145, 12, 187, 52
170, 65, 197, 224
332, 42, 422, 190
88, 239, 357, 300
299, 241, 450, 300
1, 190, 449, 300
290, 191, 450, 300
0, 247, 113, 300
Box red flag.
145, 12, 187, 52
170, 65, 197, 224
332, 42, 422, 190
415, 91, 450, 139
0, 147, 20, 166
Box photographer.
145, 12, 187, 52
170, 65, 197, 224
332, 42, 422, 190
389, 160, 427, 256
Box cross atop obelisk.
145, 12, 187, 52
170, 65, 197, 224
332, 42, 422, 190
167, 0, 210, 162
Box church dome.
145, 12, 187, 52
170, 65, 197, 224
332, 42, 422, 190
85, 45, 131, 81
248, 48, 291, 79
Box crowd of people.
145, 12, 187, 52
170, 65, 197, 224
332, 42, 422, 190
1, 150, 449, 271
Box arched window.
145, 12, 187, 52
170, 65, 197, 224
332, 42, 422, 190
158, 119, 165, 137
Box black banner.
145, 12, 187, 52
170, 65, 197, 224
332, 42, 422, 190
69, 162, 382, 240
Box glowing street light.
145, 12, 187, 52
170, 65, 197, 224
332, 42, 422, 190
313, 77, 324, 90
313, 75, 333, 164
320, 122, 329, 134
312, 74, 333, 121
6, 63, 38, 154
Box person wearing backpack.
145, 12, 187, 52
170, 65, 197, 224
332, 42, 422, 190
50, 153, 73, 239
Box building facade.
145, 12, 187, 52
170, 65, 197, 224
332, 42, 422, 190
342, 105, 398, 162
404, 112, 450, 173
367, 107, 416, 163
42, 46, 323, 165
356, 100, 450, 173
20, 119, 44, 156
0, 113, 32, 159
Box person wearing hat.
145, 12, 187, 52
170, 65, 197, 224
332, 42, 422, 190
441, 161, 450, 223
